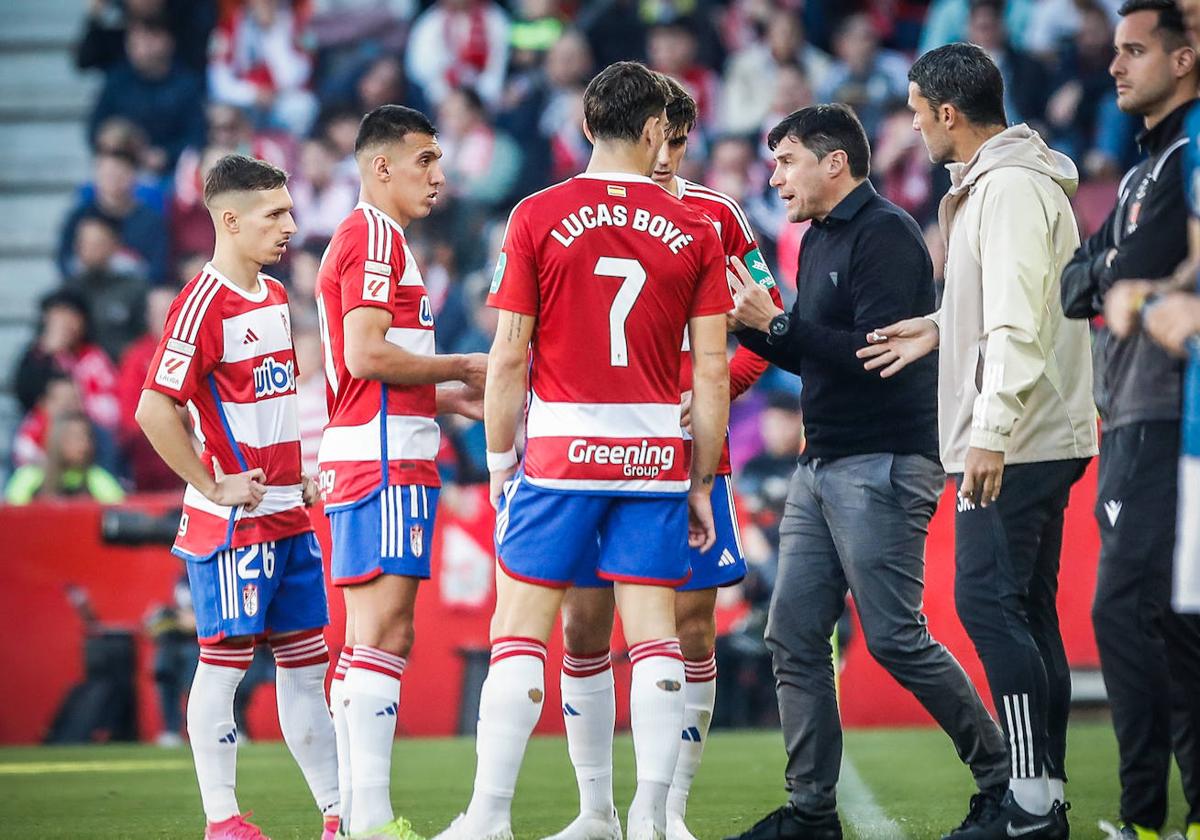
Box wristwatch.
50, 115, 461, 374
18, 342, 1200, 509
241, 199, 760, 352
767, 312, 791, 344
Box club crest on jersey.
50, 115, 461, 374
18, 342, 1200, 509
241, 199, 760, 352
409, 524, 424, 557
154, 350, 192, 390
242, 583, 259, 617
253, 355, 295, 398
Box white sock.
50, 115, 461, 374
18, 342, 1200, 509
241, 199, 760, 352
1010, 776, 1052, 816
345, 646, 406, 834
1047, 775, 1065, 804
627, 639, 686, 833
188, 645, 253, 822
330, 647, 353, 828
272, 632, 339, 817
463, 638, 547, 835
561, 650, 615, 817
667, 652, 717, 821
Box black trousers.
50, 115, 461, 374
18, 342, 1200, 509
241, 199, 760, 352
954, 458, 1089, 781
1093, 421, 1200, 829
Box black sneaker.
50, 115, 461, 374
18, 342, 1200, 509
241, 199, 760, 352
723, 803, 843, 840
946, 791, 1059, 840
942, 788, 1005, 838
1050, 801, 1070, 839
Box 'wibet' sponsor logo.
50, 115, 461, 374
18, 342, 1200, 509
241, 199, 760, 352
253, 355, 296, 398
567, 438, 676, 478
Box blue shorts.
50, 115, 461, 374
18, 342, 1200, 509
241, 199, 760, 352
495, 472, 690, 587
571, 474, 747, 591
328, 484, 439, 585
187, 532, 328, 644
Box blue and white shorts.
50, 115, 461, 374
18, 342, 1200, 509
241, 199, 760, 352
187, 532, 328, 644
495, 471, 690, 587
328, 484, 439, 585
571, 474, 747, 591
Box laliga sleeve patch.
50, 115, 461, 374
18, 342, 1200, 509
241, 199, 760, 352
744, 247, 776, 289
490, 252, 508, 294
155, 349, 192, 391
363, 270, 390, 303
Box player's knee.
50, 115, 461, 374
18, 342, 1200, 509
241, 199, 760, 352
561, 607, 611, 655
676, 613, 716, 660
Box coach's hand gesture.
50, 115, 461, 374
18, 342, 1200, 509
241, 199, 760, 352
959, 447, 1004, 508
857, 317, 939, 378
729, 256, 783, 332
209, 457, 267, 511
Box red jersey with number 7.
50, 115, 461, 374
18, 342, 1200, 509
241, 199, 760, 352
487, 172, 732, 495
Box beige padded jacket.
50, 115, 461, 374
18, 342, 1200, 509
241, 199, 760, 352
930, 124, 1098, 472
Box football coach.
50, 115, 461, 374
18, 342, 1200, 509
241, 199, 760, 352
723, 103, 1007, 840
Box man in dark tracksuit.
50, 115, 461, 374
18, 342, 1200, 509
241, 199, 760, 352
1060, 3, 1200, 836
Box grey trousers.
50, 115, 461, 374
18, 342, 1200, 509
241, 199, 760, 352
765, 453, 1009, 816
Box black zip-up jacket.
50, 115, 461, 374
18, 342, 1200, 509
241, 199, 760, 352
1060, 100, 1195, 429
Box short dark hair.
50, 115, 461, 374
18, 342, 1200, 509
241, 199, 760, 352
1118, 0, 1189, 51
583, 61, 669, 143
203, 154, 288, 206
767, 104, 872, 179
355, 104, 438, 155
659, 74, 697, 137
76, 212, 121, 239
908, 42, 1008, 128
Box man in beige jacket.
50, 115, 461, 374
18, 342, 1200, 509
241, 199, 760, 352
857, 43, 1098, 840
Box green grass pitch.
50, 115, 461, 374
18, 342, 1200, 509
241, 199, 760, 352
0, 722, 1192, 839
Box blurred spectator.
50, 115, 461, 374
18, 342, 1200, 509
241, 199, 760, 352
59, 147, 169, 285
87, 15, 206, 173
287, 241, 325, 310
209, 0, 318, 136
756, 62, 815, 155
76, 0, 214, 72
293, 326, 327, 476
291, 137, 358, 249
967, 0, 1049, 130
438, 86, 523, 207
317, 106, 365, 180
12, 372, 83, 468
1046, 2, 1138, 178
351, 55, 421, 114
738, 390, 804, 497
919, 0, 1037, 54
406, 0, 511, 110
720, 11, 833, 136
1025, 0, 1123, 57
90, 117, 169, 209
507, 0, 565, 79
115, 288, 181, 491
63, 214, 147, 361
14, 290, 120, 435
818, 13, 911, 137
577, 0, 647, 67
145, 576, 197, 747
308, 0, 413, 105
648, 19, 720, 129
873, 100, 937, 224
5, 412, 125, 505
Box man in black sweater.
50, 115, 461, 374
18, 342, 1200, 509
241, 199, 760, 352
723, 105, 1008, 840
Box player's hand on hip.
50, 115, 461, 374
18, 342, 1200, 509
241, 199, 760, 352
489, 464, 517, 510
459, 352, 489, 391
857, 317, 939, 378
300, 473, 320, 507
209, 457, 267, 511
959, 447, 1004, 508
1104, 279, 1156, 339
687, 489, 716, 553
728, 256, 781, 332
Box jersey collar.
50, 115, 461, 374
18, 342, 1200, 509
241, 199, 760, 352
204, 261, 269, 302
575, 172, 655, 184
357, 200, 405, 234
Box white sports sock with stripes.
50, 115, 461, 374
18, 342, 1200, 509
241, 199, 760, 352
345, 646, 406, 834
272, 632, 339, 817
627, 639, 686, 834
667, 652, 717, 821
188, 646, 253, 823
330, 647, 353, 828
561, 650, 616, 817
463, 638, 547, 835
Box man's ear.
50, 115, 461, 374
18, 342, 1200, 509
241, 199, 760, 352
372, 152, 390, 182
220, 207, 239, 235
582, 118, 594, 145
940, 102, 958, 130
826, 149, 848, 178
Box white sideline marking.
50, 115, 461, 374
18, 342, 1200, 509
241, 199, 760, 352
0, 759, 190, 775
840, 755, 907, 839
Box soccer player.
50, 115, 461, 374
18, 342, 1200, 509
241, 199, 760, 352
315, 105, 486, 840
434, 61, 732, 840
546, 75, 781, 840
136, 154, 339, 840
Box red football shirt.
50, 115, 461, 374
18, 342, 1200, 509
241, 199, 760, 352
143, 264, 311, 559
488, 172, 732, 494
315, 202, 440, 509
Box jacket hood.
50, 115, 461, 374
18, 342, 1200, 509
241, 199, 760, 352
947, 123, 1079, 199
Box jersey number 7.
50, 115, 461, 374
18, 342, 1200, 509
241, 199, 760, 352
594, 256, 646, 368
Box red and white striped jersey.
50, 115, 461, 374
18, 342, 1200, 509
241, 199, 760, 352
315, 201, 440, 509
488, 172, 732, 495
143, 263, 311, 559
675, 177, 781, 475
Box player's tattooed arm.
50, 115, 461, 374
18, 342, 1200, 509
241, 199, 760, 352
485, 309, 536, 506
